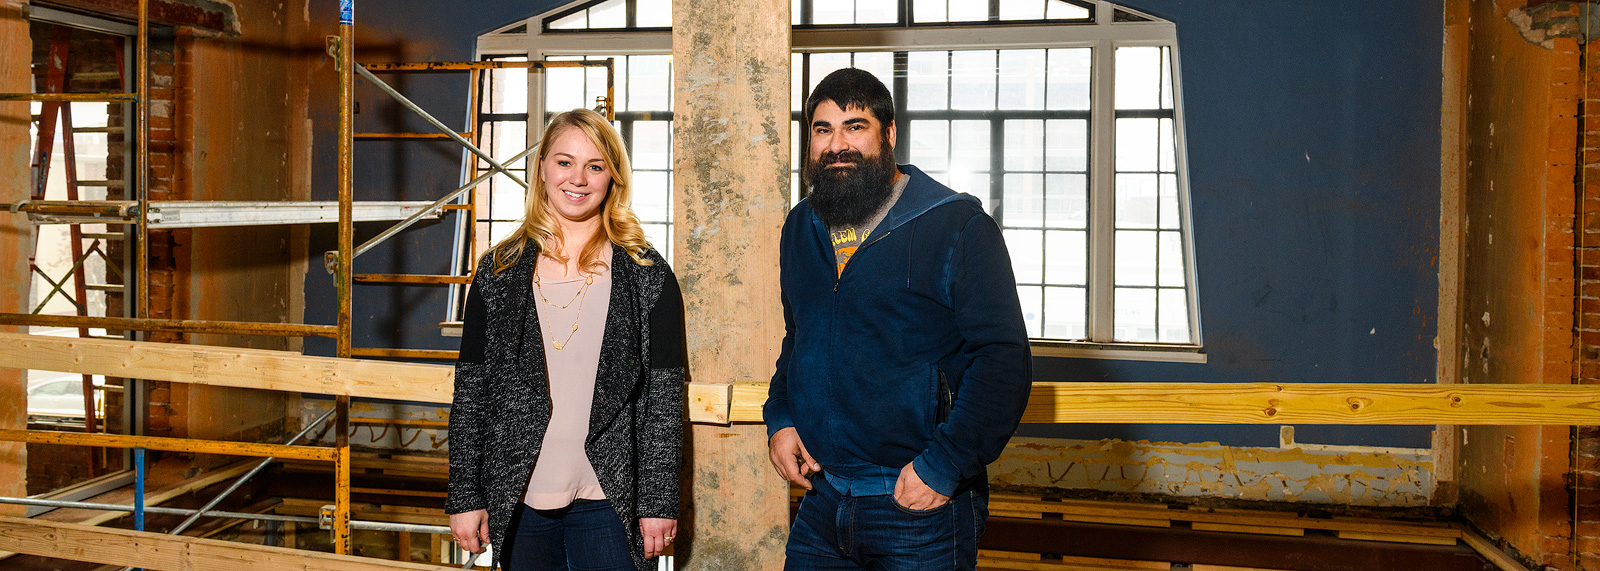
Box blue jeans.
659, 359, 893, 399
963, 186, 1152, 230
501, 499, 633, 571
785, 475, 988, 571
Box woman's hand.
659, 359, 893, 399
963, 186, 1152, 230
640, 517, 677, 558
449, 509, 491, 554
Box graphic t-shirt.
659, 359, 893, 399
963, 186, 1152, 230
830, 173, 909, 276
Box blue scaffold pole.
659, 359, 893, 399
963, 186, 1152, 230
134, 447, 146, 571
339, 0, 353, 25
134, 447, 146, 531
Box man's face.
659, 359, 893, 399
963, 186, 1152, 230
807, 100, 896, 175
804, 100, 899, 227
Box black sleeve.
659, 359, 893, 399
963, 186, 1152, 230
636, 265, 687, 520
648, 269, 686, 370
447, 278, 491, 514
456, 283, 488, 364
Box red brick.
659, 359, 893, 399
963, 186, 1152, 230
1578, 520, 1600, 537
1545, 535, 1574, 559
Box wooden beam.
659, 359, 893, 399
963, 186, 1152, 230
1456, 525, 1531, 571
13, 332, 1600, 426
1020, 383, 1600, 425
700, 382, 1600, 425
0, 332, 453, 403
0, 429, 335, 461
0, 515, 457, 571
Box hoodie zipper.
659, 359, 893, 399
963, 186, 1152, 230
833, 230, 892, 293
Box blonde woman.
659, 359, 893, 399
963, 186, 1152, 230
446, 108, 685, 571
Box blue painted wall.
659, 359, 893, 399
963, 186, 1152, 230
301, 0, 1443, 448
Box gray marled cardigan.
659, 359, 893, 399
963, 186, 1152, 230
447, 244, 686, 571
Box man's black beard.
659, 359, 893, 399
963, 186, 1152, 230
804, 144, 897, 228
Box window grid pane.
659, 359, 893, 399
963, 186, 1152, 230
540, 54, 676, 262
503, 14, 1194, 346
1111, 45, 1189, 344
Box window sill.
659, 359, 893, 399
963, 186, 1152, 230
1030, 340, 1206, 363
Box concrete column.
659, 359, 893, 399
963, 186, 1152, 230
0, 0, 30, 513
671, 0, 791, 568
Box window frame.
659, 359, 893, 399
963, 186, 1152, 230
475, 0, 1203, 363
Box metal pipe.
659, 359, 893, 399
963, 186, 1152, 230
0, 497, 318, 525
0, 428, 338, 461
9, 200, 137, 217
0, 496, 450, 534
347, 520, 449, 534
168, 408, 337, 535
336, 2, 355, 556
136, 0, 149, 321
605, 57, 616, 121
361, 59, 613, 72
0, 93, 139, 102
350, 143, 540, 261
0, 313, 340, 338
354, 65, 529, 190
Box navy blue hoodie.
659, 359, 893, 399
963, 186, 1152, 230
764, 164, 1032, 496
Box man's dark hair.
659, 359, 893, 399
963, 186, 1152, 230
804, 68, 894, 132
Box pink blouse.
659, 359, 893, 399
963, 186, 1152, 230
522, 261, 612, 509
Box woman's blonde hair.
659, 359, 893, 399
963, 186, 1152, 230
488, 108, 654, 274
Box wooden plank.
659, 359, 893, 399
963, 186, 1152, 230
1336, 530, 1459, 546
1456, 526, 1531, 571
979, 549, 1042, 561
1057, 514, 1172, 528
978, 554, 1169, 570
689, 382, 733, 424
0, 429, 335, 461
723, 381, 1600, 424
1191, 522, 1306, 537
348, 348, 458, 360
0, 515, 459, 570
1022, 382, 1600, 425
1183, 512, 1459, 539
0, 332, 453, 403
351, 487, 447, 499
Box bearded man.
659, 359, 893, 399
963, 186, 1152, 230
764, 67, 1033, 571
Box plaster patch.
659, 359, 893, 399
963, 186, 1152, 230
992, 436, 1434, 507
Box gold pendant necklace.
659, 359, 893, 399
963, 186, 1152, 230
534, 269, 594, 350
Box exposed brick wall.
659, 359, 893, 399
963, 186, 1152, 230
1569, 27, 1600, 571
143, 34, 189, 441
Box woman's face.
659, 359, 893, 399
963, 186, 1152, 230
540, 127, 612, 226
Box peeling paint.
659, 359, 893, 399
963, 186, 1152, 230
991, 437, 1434, 507
1505, 2, 1599, 48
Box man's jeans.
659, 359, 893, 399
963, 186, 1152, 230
501, 499, 633, 571
785, 475, 988, 571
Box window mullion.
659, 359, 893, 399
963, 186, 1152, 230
1087, 38, 1116, 342
1169, 44, 1202, 344
528, 48, 547, 148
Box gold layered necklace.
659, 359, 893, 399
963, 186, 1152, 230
534, 266, 595, 351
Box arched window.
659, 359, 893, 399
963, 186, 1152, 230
471, 0, 1201, 360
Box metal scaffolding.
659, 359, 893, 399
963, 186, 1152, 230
0, 0, 614, 565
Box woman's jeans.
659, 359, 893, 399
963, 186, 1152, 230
784, 475, 988, 571
502, 499, 633, 571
